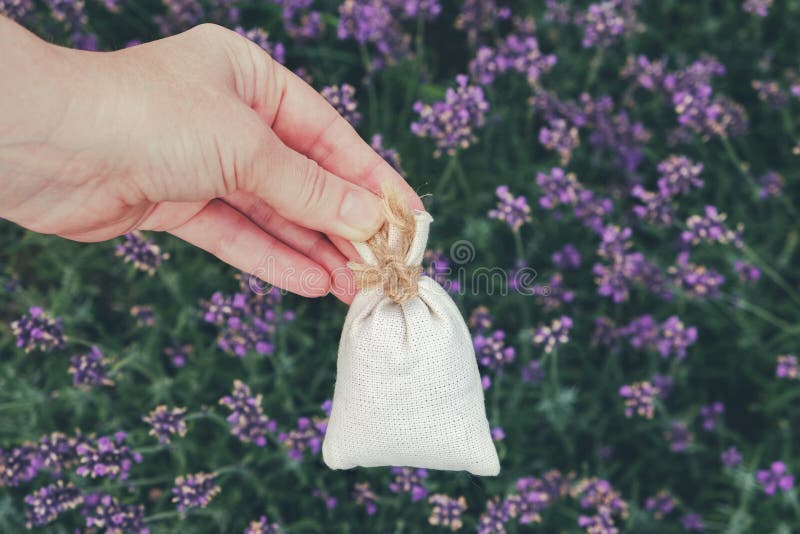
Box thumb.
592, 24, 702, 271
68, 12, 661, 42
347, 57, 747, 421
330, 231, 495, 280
239, 111, 385, 242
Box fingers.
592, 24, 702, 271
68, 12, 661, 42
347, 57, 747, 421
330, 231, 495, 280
168, 199, 331, 298
240, 117, 385, 242
223, 191, 357, 302
225, 31, 423, 210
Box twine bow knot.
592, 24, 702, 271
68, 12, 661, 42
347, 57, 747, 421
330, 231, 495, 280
349, 185, 422, 303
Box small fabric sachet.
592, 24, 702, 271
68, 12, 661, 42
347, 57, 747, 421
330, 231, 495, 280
322, 186, 500, 476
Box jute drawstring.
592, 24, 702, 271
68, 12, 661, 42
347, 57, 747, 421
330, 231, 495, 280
349, 185, 422, 303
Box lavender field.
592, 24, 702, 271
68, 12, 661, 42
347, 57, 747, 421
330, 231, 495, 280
2, 0, 800, 532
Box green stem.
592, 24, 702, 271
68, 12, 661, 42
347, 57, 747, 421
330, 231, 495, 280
742, 245, 800, 309
434, 155, 459, 197
358, 44, 379, 134
145, 511, 181, 523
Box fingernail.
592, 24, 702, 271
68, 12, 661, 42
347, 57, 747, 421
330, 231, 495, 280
339, 189, 383, 241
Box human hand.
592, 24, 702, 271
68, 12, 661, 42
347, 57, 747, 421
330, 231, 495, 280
0, 18, 422, 302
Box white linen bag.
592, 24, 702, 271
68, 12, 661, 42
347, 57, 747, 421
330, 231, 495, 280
322, 189, 500, 476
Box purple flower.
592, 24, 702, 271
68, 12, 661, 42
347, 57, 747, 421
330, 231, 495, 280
521, 359, 545, 385
235, 26, 285, 64
75, 432, 142, 480
155, 0, 205, 35
24, 481, 83, 528
721, 446, 743, 468
321, 84, 362, 126
657, 316, 698, 360
172, 472, 221, 514
573, 477, 629, 517
645, 489, 677, 519
0, 444, 42, 487
455, 0, 510, 45
491, 427, 505, 442
533, 316, 573, 353
669, 253, 725, 299
389, 467, 429, 501
699, 401, 724, 431
511, 476, 553, 524
742, 0, 772, 16
423, 249, 461, 293
474, 330, 516, 371
411, 74, 489, 157
115, 231, 169, 275
244, 515, 283, 534
165, 342, 193, 367
498, 30, 557, 85
130, 305, 156, 327
682, 513, 705, 531
592, 317, 619, 348
82, 493, 148, 533
752, 80, 788, 109
279, 415, 327, 460
276, 0, 323, 40
38, 432, 89, 475
370, 134, 404, 175
219, 380, 273, 447
312, 488, 338, 510
552, 244, 582, 270
469, 305, 493, 332
757, 171, 784, 198
46, 0, 88, 31
619, 381, 658, 419
622, 55, 667, 91
11, 307, 66, 353
619, 315, 659, 351
578, 0, 642, 49
143, 405, 188, 444
488, 186, 532, 231
734, 260, 761, 283
756, 461, 794, 495
776, 354, 799, 379
657, 155, 704, 197
353, 482, 378, 515
682, 207, 744, 248
0, 0, 34, 21
69, 346, 114, 388
337, 0, 409, 67
533, 273, 575, 310
631, 185, 675, 226
536, 167, 582, 209
477, 497, 515, 534
539, 118, 580, 164
577, 510, 617, 533
428, 494, 467, 530
544, 0, 571, 24
651, 374, 673, 399
666, 421, 693, 452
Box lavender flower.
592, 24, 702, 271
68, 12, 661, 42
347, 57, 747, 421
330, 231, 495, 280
552, 244, 582, 270
0, 444, 41, 487
69, 346, 114, 388
578, 0, 642, 49
742, 0, 772, 16
469, 305, 493, 332
455, 0, 510, 45
423, 249, 461, 293
577, 510, 617, 533
499, 30, 557, 85
411, 74, 489, 157
521, 359, 545, 385
734, 260, 761, 283
651, 374, 673, 399
312, 488, 338, 510
172, 472, 221, 514
669, 253, 725, 299
657, 156, 704, 197
619, 381, 658, 418
155, 0, 204, 35
631, 185, 675, 226
534, 273, 575, 310
235, 27, 285, 64
277, 0, 323, 40
721, 446, 743, 468
278, 416, 327, 460
511, 477, 551, 524
11, 307, 66, 353
536, 167, 581, 209
24, 481, 83, 528
219, 380, 273, 446
144, 405, 188, 444
0, 0, 33, 21
544, 0, 571, 24
699, 401, 724, 431
428, 494, 467, 530
757, 171, 783, 198
82, 493, 148, 533
46, 0, 88, 30
682, 513, 705, 531
488, 186, 532, 231
666, 421, 693, 452
776, 354, 799, 379
370, 134, 404, 174
337, 0, 409, 68
321, 84, 362, 126
752, 80, 788, 108
165, 342, 193, 367
592, 317, 619, 348
474, 330, 516, 372
539, 118, 579, 164
353, 482, 378, 515
115, 231, 169, 275
532, 316, 573, 353
38, 432, 88, 475
477, 497, 515, 534
76, 432, 142, 480
756, 462, 794, 495
389, 467, 429, 501
245, 515, 284, 534
645, 490, 677, 519
572, 477, 629, 518
130, 305, 156, 327
657, 316, 698, 359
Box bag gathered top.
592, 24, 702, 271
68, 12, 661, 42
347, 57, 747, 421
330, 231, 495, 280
322, 185, 500, 476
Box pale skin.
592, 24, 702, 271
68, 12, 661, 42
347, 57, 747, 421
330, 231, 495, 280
0, 17, 423, 304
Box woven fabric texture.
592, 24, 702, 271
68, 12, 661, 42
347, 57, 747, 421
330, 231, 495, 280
322, 212, 500, 476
